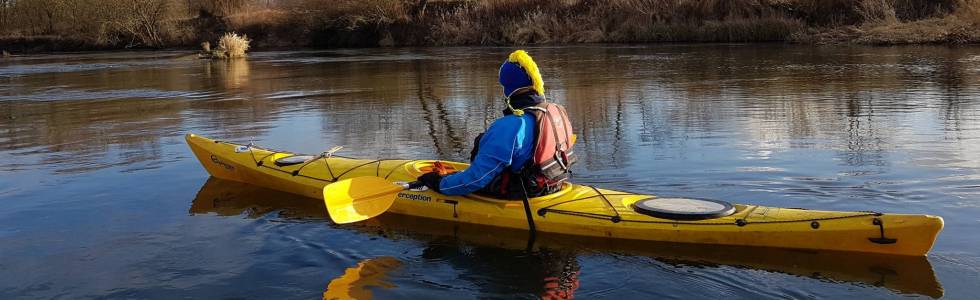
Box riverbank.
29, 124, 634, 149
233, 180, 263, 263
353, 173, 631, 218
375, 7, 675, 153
1, 0, 978, 54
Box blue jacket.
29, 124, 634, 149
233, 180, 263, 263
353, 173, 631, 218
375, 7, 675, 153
439, 113, 536, 195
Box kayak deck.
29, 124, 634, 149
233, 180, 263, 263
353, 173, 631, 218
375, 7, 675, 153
185, 133, 943, 256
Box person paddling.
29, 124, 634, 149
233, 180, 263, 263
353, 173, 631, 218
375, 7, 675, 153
417, 50, 576, 199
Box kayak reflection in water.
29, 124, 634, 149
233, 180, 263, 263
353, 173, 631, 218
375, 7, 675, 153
322, 256, 403, 300
416, 50, 577, 199
319, 248, 580, 300
190, 178, 943, 298
540, 252, 581, 300
420, 242, 581, 299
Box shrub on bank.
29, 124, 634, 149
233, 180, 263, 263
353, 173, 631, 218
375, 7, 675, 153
219, 32, 251, 58
201, 33, 251, 59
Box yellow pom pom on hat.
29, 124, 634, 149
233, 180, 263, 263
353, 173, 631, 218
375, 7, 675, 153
499, 50, 544, 97
508, 50, 544, 95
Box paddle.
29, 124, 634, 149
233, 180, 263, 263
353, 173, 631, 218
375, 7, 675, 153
322, 176, 423, 224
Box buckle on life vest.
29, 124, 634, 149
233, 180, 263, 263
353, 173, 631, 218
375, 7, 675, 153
555, 152, 568, 171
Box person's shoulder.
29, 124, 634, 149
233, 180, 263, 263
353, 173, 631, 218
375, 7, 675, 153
493, 114, 522, 124
493, 114, 533, 126
487, 115, 524, 133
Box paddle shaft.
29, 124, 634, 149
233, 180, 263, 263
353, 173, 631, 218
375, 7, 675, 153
401, 181, 425, 190
358, 181, 423, 200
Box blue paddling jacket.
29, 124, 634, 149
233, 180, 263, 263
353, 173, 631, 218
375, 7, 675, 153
439, 112, 536, 196
436, 90, 548, 196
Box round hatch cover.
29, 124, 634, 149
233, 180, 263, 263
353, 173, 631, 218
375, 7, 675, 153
274, 155, 315, 167
632, 197, 735, 220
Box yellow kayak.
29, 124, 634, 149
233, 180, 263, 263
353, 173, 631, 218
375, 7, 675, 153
185, 133, 943, 256
189, 177, 944, 297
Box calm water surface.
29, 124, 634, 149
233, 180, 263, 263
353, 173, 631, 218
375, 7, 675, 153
1, 45, 979, 299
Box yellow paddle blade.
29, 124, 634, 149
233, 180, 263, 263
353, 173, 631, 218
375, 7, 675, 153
323, 177, 403, 224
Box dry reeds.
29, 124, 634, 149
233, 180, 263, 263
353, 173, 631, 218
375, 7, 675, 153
0, 0, 978, 51
199, 32, 250, 59
440, 0, 978, 45
855, 0, 980, 44
427, 0, 808, 44
218, 32, 251, 58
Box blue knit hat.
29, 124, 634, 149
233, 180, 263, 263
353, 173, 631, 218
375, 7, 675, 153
499, 61, 533, 97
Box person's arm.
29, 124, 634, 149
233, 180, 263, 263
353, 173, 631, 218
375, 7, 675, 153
438, 117, 526, 195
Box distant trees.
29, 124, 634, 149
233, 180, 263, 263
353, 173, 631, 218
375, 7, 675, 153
0, 0, 268, 47
198, 0, 248, 16
116, 0, 180, 47
0, 1, 12, 33
1, 0, 977, 50
0, 0, 169, 45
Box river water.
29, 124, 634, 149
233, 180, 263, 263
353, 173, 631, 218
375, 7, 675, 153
1, 45, 979, 299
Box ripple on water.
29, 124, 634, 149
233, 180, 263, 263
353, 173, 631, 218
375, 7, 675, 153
581, 254, 803, 299
0, 62, 123, 77
0, 87, 207, 102
0, 57, 185, 78
259, 52, 429, 65
263, 89, 368, 100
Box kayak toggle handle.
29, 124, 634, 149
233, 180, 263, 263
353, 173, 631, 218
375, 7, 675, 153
321, 146, 344, 159
868, 218, 898, 245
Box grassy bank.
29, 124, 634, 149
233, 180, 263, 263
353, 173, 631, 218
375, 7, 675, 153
1, 0, 978, 53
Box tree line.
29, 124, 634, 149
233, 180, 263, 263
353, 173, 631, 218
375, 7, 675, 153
0, 0, 258, 48
0, 0, 976, 52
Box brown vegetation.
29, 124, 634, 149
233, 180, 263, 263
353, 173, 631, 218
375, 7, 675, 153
425, 0, 979, 45
0, 0, 977, 53
0, 0, 195, 51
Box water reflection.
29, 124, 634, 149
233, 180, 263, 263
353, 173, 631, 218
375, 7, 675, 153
323, 256, 402, 300
1, 45, 978, 298
357, 215, 944, 299
190, 177, 944, 298
2, 46, 979, 175
190, 176, 325, 219
417, 241, 581, 299
414, 59, 467, 157
204, 59, 250, 90
191, 177, 584, 298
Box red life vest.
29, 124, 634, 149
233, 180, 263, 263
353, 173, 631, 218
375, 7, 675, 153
524, 102, 577, 184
